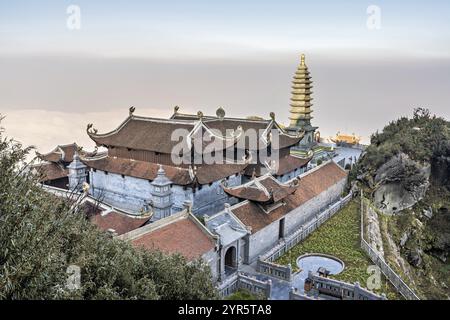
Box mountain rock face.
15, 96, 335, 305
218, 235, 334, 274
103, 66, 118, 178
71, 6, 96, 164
373, 153, 430, 214
431, 155, 450, 189
351, 109, 450, 299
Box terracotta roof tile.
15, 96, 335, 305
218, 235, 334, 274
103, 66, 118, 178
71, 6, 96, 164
232, 162, 348, 233
223, 176, 297, 203
38, 143, 93, 163
90, 212, 150, 235
84, 156, 247, 185
35, 162, 69, 182
244, 155, 311, 177
89, 115, 302, 154
131, 217, 216, 261
89, 118, 194, 154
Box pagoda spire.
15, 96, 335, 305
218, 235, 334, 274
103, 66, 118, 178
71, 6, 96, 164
288, 54, 313, 128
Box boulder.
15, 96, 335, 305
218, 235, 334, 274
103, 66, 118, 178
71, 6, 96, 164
423, 207, 433, 219
407, 248, 423, 267
373, 153, 430, 214
400, 232, 409, 247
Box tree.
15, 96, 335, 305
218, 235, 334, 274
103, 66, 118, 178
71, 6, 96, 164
0, 116, 218, 300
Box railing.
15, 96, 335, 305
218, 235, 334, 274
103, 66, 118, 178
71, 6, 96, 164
259, 193, 353, 266
305, 271, 386, 300
360, 192, 420, 300
289, 288, 317, 300
217, 272, 272, 299
256, 260, 292, 281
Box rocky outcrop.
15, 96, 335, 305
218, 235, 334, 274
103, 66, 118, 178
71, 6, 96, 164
431, 155, 450, 188
365, 204, 385, 257
373, 153, 430, 214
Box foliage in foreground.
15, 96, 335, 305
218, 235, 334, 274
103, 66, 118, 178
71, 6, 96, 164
276, 200, 399, 299
0, 119, 218, 300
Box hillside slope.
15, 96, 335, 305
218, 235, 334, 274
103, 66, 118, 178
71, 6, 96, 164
351, 108, 450, 299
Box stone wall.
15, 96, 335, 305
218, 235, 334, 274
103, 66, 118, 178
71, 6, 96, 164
192, 174, 241, 216
284, 179, 347, 235
89, 169, 152, 213
246, 177, 347, 263
247, 220, 280, 263
90, 169, 241, 215
256, 259, 292, 281
277, 166, 306, 183
256, 193, 352, 273
202, 246, 220, 282
217, 272, 272, 298
305, 271, 386, 300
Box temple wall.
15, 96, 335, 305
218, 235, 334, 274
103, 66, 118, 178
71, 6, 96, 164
89, 170, 187, 213
277, 167, 306, 183
202, 249, 220, 282
246, 177, 347, 263
247, 221, 281, 264
90, 170, 151, 212
89, 169, 241, 216
192, 174, 242, 216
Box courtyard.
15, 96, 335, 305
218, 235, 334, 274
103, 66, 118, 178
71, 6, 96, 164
275, 200, 400, 299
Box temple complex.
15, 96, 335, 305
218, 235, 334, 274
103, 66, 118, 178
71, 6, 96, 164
77, 106, 308, 216
35, 55, 350, 290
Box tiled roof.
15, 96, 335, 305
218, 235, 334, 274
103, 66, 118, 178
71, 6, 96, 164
88, 116, 240, 154
231, 161, 348, 233
244, 154, 311, 177
90, 211, 150, 235
130, 215, 216, 261
223, 175, 298, 203
88, 113, 302, 154
37, 143, 92, 163
34, 162, 69, 182
84, 156, 247, 185
259, 176, 298, 202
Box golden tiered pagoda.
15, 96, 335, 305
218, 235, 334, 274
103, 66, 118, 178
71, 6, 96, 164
289, 54, 313, 128
287, 54, 318, 158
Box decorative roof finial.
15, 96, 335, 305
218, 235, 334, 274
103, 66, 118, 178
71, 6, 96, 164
300, 53, 306, 66
197, 111, 204, 120
129, 106, 136, 116
270, 112, 275, 121
174, 105, 180, 114
216, 107, 225, 119
73, 150, 80, 161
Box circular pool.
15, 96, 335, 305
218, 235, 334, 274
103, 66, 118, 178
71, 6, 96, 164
296, 253, 345, 276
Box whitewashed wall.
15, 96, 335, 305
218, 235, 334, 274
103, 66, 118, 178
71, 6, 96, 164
89, 169, 241, 216
246, 177, 347, 263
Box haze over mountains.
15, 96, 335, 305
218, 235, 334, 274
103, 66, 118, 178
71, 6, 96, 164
1, 1, 450, 153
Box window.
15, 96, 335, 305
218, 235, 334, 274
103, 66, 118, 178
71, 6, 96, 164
278, 218, 285, 240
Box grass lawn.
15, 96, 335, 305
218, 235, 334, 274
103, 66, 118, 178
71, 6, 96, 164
226, 289, 265, 300
275, 199, 400, 299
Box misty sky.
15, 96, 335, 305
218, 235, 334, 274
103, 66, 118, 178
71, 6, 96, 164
1, 0, 450, 153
